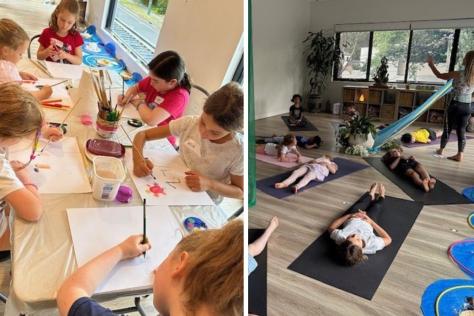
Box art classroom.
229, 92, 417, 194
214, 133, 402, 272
0, 0, 244, 315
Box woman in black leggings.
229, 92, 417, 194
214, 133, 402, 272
428, 51, 474, 162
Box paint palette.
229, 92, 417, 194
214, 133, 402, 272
183, 217, 208, 233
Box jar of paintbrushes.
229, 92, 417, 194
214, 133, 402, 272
91, 69, 125, 138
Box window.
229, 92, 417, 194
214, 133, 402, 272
407, 29, 455, 83
333, 26, 471, 84
456, 28, 474, 70
370, 30, 409, 82
336, 32, 370, 80
106, 0, 169, 65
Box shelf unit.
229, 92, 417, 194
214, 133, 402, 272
341, 85, 449, 124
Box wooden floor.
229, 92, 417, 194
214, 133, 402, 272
250, 112, 473, 316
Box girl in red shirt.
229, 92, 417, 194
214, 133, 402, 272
37, 0, 83, 65
119, 51, 191, 146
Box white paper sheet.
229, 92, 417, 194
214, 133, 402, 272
22, 78, 72, 100
125, 139, 214, 206
67, 205, 182, 294
8, 137, 92, 194
43, 61, 84, 80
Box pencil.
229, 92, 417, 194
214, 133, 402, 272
143, 198, 147, 258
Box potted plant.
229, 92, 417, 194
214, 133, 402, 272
337, 115, 376, 148
373, 56, 389, 88
303, 31, 341, 112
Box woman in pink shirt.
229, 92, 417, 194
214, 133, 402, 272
119, 50, 191, 146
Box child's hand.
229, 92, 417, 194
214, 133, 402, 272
117, 235, 151, 260
184, 171, 211, 192
19, 71, 38, 81
133, 158, 154, 177
41, 125, 63, 142
10, 160, 30, 184
40, 85, 53, 99
45, 45, 57, 58
57, 50, 69, 61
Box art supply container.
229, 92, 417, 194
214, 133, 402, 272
96, 112, 119, 138
92, 156, 125, 201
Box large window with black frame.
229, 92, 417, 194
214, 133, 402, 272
334, 27, 474, 84
106, 0, 169, 66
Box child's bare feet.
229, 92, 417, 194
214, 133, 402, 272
436, 148, 443, 155
292, 186, 298, 194
422, 178, 430, 192
275, 182, 287, 189
268, 216, 279, 233
429, 178, 436, 190
369, 183, 377, 200
447, 153, 463, 162
379, 183, 385, 199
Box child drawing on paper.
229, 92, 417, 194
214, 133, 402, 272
132, 82, 244, 202
57, 220, 243, 316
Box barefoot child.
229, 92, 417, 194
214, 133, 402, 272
256, 134, 302, 163
274, 155, 338, 193
256, 134, 322, 149
57, 220, 243, 316
0, 19, 52, 100
37, 0, 83, 65
328, 183, 392, 266
401, 128, 443, 144
133, 82, 243, 200
382, 148, 436, 192
119, 51, 190, 147
288, 94, 305, 126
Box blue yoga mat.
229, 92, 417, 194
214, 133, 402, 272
421, 279, 474, 316
463, 187, 474, 202
449, 239, 474, 278
256, 157, 369, 199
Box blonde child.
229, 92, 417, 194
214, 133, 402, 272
37, 0, 83, 65
0, 19, 53, 100
118, 50, 190, 147
133, 82, 243, 200
274, 155, 338, 193
256, 134, 302, 163
0, 84, 62, 258
57, 220, 243, 316
428, 51, 474, 162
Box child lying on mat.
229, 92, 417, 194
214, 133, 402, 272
401, 128, 442, 144
256, 134, 302, 163
288, 94, 305, 127
274, 155, 338, 193
328, 183, 392, 266
248, 216, 279, 276
256, 134, 321, 149
382, 148, 436, 192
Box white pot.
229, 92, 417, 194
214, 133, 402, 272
348, 133, 374, 148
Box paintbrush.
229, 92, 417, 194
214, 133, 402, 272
119, 124, 157, 181
142, 198, 148, 258
49, 79, 69, 87
39, 97, 82, 154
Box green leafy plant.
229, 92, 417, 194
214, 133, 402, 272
345, 145, 369, 157
337, 115, 376, 147
303, 31, 341, 96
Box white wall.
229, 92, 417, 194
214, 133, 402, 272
86, 0, 243, 115
310, 0, 474, 106
253, 0, 311, 119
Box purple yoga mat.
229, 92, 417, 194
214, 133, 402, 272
403, 134, 474, 148
256, 157, 369, 199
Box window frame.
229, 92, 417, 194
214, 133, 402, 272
333, 27, 468, 85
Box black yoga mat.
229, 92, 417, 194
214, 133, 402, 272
281, 116, 318, 131
248, 229, 267, 316
364, 157, 472, 205
403, 134, 474, 148
257, 157, 369, 199
288, 193, 424, 300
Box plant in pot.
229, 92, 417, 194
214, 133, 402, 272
373, 56, 389, 88
337, 115, 376, 149
303, 31, 341, 113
